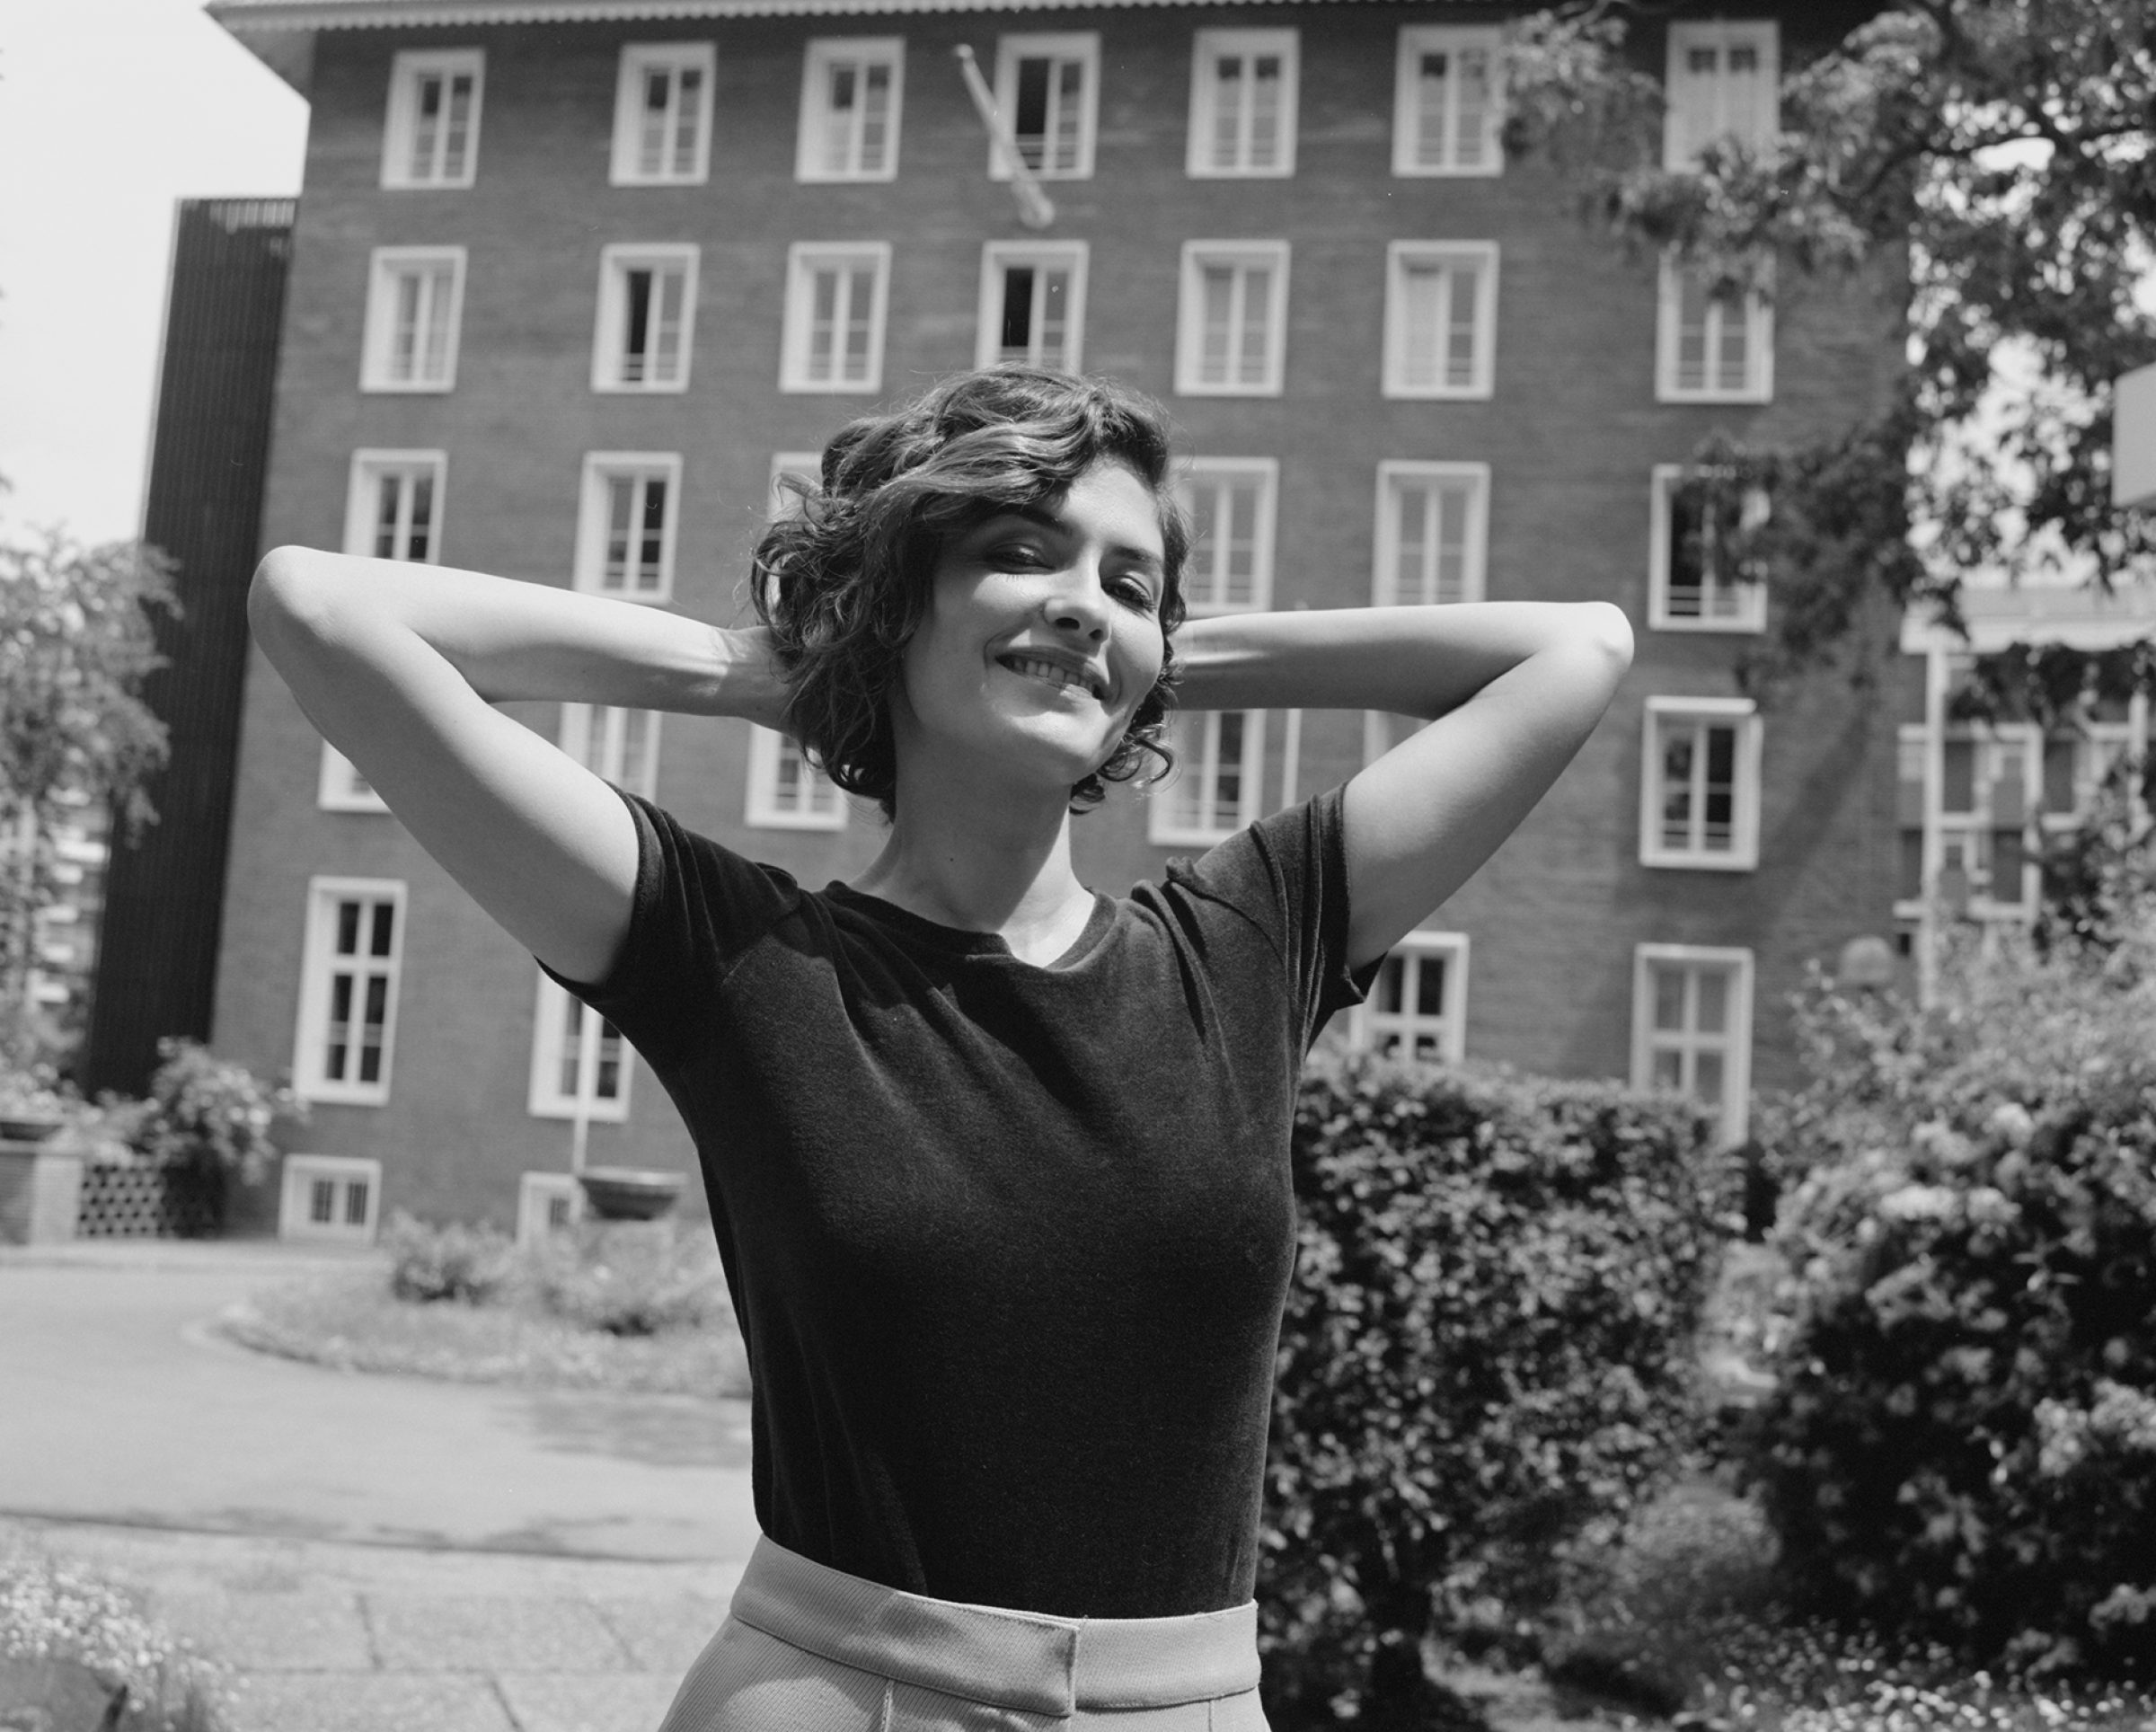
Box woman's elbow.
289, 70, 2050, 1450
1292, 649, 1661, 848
249, 545, 340, 644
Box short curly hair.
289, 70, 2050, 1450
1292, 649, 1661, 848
751, 367, 1190, 820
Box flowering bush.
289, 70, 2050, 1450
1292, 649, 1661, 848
384, 1209, 518, 1304
0, 1548, 227, 1730
1745, 923, 2156, 1674
130, 1039, 302, 1227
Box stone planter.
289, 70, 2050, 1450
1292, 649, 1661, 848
0, 1141, 84, 1245
576, 1165, 685, 1221
0, 1113, 66, 1144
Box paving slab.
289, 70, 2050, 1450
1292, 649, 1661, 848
364, 1594, 634, 1673
591, 1595, 731, 1674
495, 1671, 686, 1732
226, 1672, 519, 1732
153, 1586, 375, 1671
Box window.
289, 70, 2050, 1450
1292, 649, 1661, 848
781, 243, 890, 393
1149, 711, 1264, 845
517, 1171, 582, 1245
992, 33, 1099, 181
1373, 462, 1489, 605
317, 746, 388, 814
382, 49, 482, 189
1354, 932, 1469, 1062
1393, 26, 1502, 176
360, 247, 465, 392
1383, 242, 1498, 399
529, 976, 631, 1121
1177, 458, 1277, 614
1632, 945, 1754, 1146
1188, 29, 1298, 177
1640, 697, 1763, 870
279, 1155, 383, 1244
1176, 242, 1289, 396
976, 242, 1088, 371
1657, 257, 1773, 402
797, 38, 904, 181
1895, 720, 2050, 921
1664, 20, 1779, 169
1648, 465, 1769, 632
592, 244, 696, 392
344, 449, 445, 562
611, 44, 715, 185
747, 726, 846, 829
561, 704, 660, 799
293, 879, 405, 1106
574, 453, 681, 603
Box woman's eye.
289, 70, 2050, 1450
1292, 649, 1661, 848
1111, 578, 1158, 612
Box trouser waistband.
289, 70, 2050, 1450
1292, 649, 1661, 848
727, 1537, 1261, 1717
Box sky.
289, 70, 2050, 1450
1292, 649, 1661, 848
0, 0, 308, 546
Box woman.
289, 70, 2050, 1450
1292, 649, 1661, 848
249, 367, 1631, 1730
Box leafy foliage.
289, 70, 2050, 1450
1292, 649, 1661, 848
1258, 1055, 1722, 1728
383, 1209, 519, 1304
1744, 927, 2156, 1674
524, 1218, 731, 1338
130, 1038, 303, 1229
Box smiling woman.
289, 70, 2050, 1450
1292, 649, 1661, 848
246, 364, 1631, 1730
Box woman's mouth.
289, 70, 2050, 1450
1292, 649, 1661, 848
998, 654, 1105, 701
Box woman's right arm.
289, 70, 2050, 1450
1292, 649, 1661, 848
247, 546, 789, 984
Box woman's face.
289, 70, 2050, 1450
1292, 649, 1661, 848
894, 459, 1170, 799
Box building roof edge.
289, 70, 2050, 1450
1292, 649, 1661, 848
209, 0, 1392, 27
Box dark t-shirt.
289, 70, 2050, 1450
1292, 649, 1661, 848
548, 786, 1367, 1618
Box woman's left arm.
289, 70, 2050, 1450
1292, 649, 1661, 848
1173, 603, 1634, 968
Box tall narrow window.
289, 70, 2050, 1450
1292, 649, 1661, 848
1640, 698, 1763, 870
1176, 241, 1289, 396
344, 450, 445, 563
1393, 26, 1502, 175
1649, 464, 1769, 632
797, 39, 904, 181
992, 34, 1099, 180
1664, 21, 1779, 169
1177, 459, 1277, 614
1355, 932, 1470, 1062
1657, 256, 1773, 402
781, 243, 890, 393
976, 242, 1088, 371
1373, 463, 1489, 606
1383, 242, 1498, 399
1149, 711, 1264, 845
1188, 30, 1298, 177
592, 245, 697, 392
382, 49, 483, 189
361, 248, 464, 392
747, 726, 846, 829
561, 704, 661, 800
294, 879, 405, 1106
611, 44, 715, 185
574, 454, 681, 604
1632, 945, 1754, 1145
529, 976, 632, 1120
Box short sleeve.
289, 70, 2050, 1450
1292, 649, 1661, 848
1167, 784, 1374, 1050
537, 787, 800, 1074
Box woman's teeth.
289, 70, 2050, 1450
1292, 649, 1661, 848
1004, 656, 1094, 696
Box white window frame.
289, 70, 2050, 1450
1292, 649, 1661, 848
796, 37, 905, 182
780, 242, 892, 394
747, 725, 847, 830
343, 448, 446, 563
381, 49, 483, 190
1631, 943, 1754, 1147
517, 1171, 583, 1245
360, 246, 465, 393
1392, 26, 1504, 177
317, 745, 389, 814
990, 32, 1100, 181
292, 877, 406, 1108
1639, 696, 1763, 870
591, 243, 698, 393
1648, 464, 1769, 632
1188, 28, 1299, 178
528, 975, 632, 1123
279, 1154, 384, 1244
1656, 255, 1773, 403
976, 241, 1089, 372
560, 703, 661, 800
1383, 241, 1499, 400
1372, 461, 1490, 606
1175, 240, 1290, 398
1664, 19, 1780, 170
1149, 710, 1265, 846
1352, 930, 1470, 1064
610, 42, 716, 186
1176, 457, 1277, 615
573, 452, 682, 604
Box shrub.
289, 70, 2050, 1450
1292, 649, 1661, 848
525, 1219, 729, 1337
1259, 1053, 1722, 1728
1744, 925, 2156, 1675
384, 1209, 517, 1305
0, 1547, 228, 1731
131, 1038, 303, 1228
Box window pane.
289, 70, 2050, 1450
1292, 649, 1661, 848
1374, 955, 1404, 1014
336, 900, 360, 957
370, 899, 396, 958
1696, 968, 1728, 1034
1694, 1049, 1725, 1105
312, 1178, 335, 1224
1652, 965, 1686, 1032
344, 1180, 370, 1227
1236, 266, 1271, 384
1414, 954, 1445, 1017
861, 64, 891, 172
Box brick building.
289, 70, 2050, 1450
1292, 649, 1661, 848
203, 0, 1904, 1239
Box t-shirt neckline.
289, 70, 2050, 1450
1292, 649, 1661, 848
822, 882, 1118, 974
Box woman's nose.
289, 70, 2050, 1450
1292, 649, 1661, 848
1044, 563, 1110, 640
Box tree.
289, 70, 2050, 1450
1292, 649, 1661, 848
1503, 1, 2156, 695
0, 530, 176, 1071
